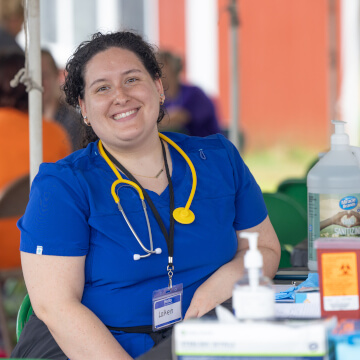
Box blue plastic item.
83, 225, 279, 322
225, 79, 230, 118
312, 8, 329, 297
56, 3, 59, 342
275, 272, 319, 301
330, 319, 360, 360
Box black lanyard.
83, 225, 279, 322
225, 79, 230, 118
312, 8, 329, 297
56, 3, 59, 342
102, 140, 176, 286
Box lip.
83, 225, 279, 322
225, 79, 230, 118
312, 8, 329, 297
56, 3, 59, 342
111, 108, 139, 121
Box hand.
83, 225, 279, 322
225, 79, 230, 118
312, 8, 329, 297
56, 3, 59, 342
331, 211, 352, 226
158, 106, 190, 132
320, 211, 352, 230
167, 107, 190, 126
347, 211, 360, 227
184, 304, 200, 320
322, 211, 360, 228
184, 287, 221, 320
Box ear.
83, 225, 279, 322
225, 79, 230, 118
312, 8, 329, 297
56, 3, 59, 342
78, 96, 86, 118
154, 78, 164, 96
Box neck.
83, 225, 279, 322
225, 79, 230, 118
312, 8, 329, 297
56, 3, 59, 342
102, 132, 167, 177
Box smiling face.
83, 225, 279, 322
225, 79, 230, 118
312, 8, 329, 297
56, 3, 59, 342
79, 47, 164, 151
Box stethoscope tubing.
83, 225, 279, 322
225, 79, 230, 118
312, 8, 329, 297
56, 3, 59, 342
117, 198, 155, 255
158, 133, 197, 212
98, 133, 196, 259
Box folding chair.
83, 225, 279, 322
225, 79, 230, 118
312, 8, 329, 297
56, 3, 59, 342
16, 293, 33, 341
277, 178, 307, 213
262, 192, 307, 268
0, 174, 29, 355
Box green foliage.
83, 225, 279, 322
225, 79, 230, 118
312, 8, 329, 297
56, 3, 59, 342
244, 145, 317, 192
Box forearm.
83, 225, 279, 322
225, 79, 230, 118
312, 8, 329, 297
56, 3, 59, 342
320, 217, 333, 230
186, 246, 279, 318
185, 218, 281, 319
260, 246, 281, 279
37, 301, 133, 360
192, 250, 246, 312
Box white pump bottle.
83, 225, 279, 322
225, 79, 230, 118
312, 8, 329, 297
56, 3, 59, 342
307, 120, 360, 271
232, 232, 275, 320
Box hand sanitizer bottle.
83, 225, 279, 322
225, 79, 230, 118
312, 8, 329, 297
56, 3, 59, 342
307, 120, 360, 271
232, 232, 275, 320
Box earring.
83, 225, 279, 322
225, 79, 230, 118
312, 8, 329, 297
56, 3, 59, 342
83, 116, 91, 126
160, 94, 165, 105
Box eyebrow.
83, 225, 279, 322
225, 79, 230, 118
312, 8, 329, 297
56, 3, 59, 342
88, 69, 142, 89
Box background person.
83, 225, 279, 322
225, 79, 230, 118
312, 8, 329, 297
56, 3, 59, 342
41, 49, 83, 151
0, 0, 23, 54
0, 51, 71, 190
13, 32, 280, 360
157, 50, 222, 137
0, 51, 71, 298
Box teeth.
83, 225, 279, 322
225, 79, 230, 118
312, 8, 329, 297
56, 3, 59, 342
113, 109, 136, 120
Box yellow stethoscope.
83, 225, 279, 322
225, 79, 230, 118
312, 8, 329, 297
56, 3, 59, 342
98, 133, 197, 260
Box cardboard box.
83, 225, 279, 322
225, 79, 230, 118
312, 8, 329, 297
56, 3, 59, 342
173, 318, 335, 359
295, 291, 321, 304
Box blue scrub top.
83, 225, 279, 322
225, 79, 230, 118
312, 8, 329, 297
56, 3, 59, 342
19, 132, 267, 355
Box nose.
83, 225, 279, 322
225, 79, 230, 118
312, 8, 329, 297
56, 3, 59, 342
113, 86, 129, 106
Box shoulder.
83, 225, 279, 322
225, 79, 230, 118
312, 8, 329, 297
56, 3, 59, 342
162, 132, 244, 174
43, 117, 68, 134
0, 28, 23, 51
31, 142, 99, 205
0, 108, 28, 123
180, 84, 209, 100
42, 117, 71, 145
36, 142, 98, 181
163, 131, 236, 154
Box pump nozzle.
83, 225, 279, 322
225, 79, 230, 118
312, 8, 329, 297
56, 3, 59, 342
241, 231, 258, 251
331, 120, 349, 147
241, 232, 263, 269
233, 232, 275, 319
240, 232, 263, 289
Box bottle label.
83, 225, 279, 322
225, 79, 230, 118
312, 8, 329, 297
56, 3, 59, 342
308, 193, 360, 261
321, 252, 359, 311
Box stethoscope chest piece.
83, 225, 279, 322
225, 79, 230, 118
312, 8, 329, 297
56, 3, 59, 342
173, 207, 195, 224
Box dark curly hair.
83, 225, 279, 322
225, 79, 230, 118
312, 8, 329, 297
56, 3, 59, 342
63, 31, 164, 147
0, 51, 28, 112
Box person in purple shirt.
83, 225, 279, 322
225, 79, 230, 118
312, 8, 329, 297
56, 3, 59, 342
157, 50, 221, 137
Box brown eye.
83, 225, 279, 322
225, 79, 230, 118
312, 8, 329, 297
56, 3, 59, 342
97, 86, 109, 92
126, 78, 137, 84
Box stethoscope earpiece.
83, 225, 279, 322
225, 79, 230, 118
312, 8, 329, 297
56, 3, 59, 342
133, 248, 162, 261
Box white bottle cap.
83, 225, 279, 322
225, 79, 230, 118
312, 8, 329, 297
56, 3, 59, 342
331, 120, 349, 146
233, 232, 275, 320
241, 232, 263, 270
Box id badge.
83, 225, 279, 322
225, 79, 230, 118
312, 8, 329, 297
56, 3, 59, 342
152, 283, 183, 331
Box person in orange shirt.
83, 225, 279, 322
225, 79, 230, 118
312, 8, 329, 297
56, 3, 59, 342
0, 51, 71, 269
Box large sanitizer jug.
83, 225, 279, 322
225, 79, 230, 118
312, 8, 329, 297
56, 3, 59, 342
307, 120, 360, 271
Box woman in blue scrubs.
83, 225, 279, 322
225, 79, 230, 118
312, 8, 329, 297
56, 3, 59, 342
15, 32, 281, 359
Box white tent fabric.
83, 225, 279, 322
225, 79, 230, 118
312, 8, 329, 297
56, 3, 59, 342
228, 0, 240, 151
25, 0, 43, 184
339, 0, 360, 146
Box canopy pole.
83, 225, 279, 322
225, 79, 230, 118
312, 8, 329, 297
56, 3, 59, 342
27, 0, 42, 184
228, 0, 240, 150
